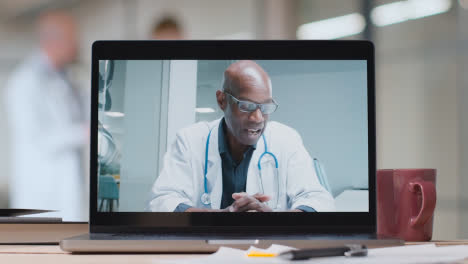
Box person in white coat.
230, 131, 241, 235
148, 60, 334, 212
4, 11, 88, 221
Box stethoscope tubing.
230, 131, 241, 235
202, 126, 279, 207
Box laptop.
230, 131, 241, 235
61, 40, 401, 253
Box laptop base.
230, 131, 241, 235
60, 233, 403, 253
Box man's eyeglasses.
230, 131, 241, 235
225, 92, 278, 115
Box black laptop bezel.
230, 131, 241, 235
90, 40, 376, 234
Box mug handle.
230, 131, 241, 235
409, 181, 436, 227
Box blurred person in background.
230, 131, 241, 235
3, 10, 88, 221
151, 16, 185, 40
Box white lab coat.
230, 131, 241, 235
148, 118, 335, 212
4, 52, 88, 221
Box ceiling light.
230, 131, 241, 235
105, 111, 125, 118
371, 0, 452, 27
195, 108, 216, 113
297, 13, 366, 40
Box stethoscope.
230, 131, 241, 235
200, 128, 280, 209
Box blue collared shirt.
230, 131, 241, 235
217, 119, 256, 209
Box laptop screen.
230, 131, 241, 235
97, 59, 368, 214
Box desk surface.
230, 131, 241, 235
1, 242, 468, 264
334, 189, 368, 212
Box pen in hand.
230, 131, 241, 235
278, 244, 368, 260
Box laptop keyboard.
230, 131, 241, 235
98, 233, 376, 240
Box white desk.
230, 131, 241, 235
334, 189, 369, 212
1, 242, 468, 264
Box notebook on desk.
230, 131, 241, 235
60, 40, 401, 253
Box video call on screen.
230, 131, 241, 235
97, 60, 368, 213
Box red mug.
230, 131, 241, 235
377, 169, 436, 241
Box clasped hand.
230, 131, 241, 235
224, 192, 273, 212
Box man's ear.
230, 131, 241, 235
216, 90, 226, 111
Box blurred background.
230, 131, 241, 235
0, 0, 467, 239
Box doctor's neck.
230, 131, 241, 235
224, 123, 249, 164
42, 47, 67, 70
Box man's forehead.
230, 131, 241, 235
242, 67, 264, 82
237, 65, 270, 87
238, 72, 270, 92
224, 60, 272, 97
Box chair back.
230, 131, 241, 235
313, 158, 332, 194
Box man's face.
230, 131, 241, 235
152, 28, 184, 40
61, 23, 78, 64
224, 81, 273, 146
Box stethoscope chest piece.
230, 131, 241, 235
201, 192, 211, 205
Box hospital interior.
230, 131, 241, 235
97, 59, 369, 213
0, 0, 468, 241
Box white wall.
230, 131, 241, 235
112, 60, 198, 210
166, 61, 198, 153
265, 61, 369, 196
456, 4, 468, 238
135, 0, 258, 40
375, 8, 460, 239
118, 60, 164, 211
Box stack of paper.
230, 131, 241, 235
163, 244, 468, 264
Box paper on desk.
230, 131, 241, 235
307, 244, 468, 264
161, 244, 468, 264
162, 244, 294, 264
0, 245, 65, 254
